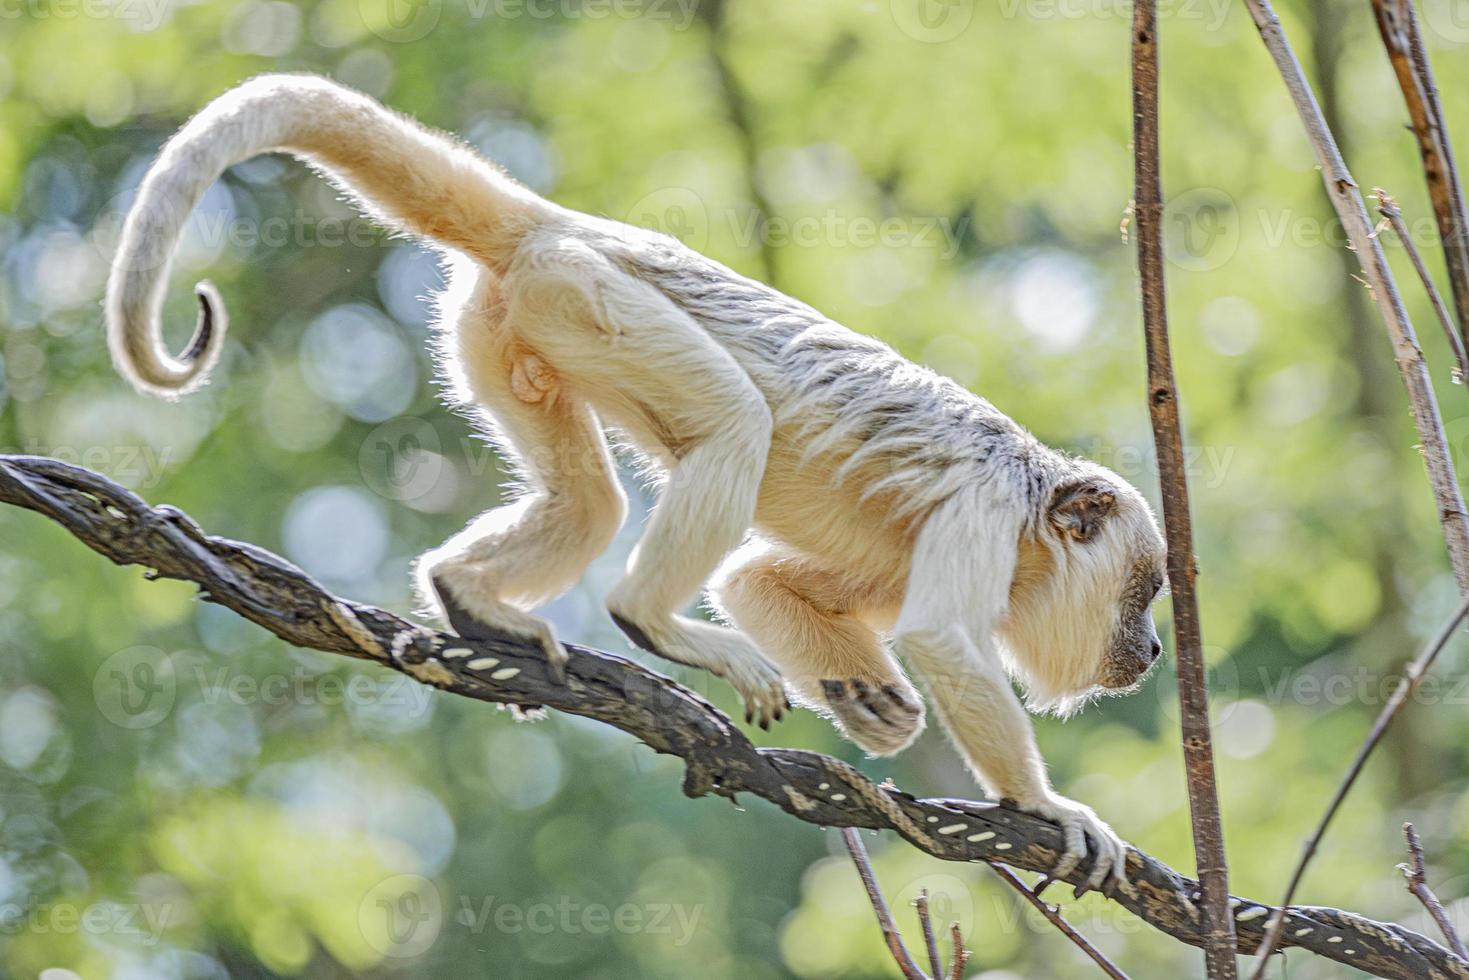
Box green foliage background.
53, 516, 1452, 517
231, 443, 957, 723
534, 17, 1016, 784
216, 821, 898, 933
4, 0, 1469, 976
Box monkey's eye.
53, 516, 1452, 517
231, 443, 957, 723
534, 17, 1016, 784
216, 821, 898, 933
1151, 574, 1168, 602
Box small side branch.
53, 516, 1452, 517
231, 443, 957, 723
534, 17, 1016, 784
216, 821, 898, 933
1241, 0, 1469, 595
1371, 0, 1469, 349
1131, 3, 1237, 976
915, 891, 944, 979
1402, 822, 1469, 959
989, 864, 1132, 980
1249, 594, 1469, 974
945, 924, 968, 980
841, 830, 969, 980
1377, 190, 1469, 384
842, 828, 928, 980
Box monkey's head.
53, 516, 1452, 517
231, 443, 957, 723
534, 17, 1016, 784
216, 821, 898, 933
1000, 465, 1168, 716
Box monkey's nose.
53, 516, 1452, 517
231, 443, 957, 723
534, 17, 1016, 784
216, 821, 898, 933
1148, 638, 1163, 663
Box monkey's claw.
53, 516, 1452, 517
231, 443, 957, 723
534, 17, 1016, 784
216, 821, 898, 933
730, 659, 788, 731
820, 677, 925, 757
1023, 792, 1134, 897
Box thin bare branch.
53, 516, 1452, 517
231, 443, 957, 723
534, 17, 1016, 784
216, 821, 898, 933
1131, 3, 1236, 976
1371, 0, 1469, 348
915, 890, 944, 979
989, 864, 1132, 980
1250, 594, 1469, 976
842, 828, 928, 979
1377, 190, 1469, 384
946, 923, 968, 980
1240, 0, 1469, 597
1402, 822, 1469, 959
2, 454, 1466, 980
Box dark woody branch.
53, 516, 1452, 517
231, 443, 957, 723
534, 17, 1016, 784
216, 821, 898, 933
1, 453, 1464, 980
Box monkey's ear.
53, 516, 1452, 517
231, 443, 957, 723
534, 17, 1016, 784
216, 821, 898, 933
1048, 481, 1117, 542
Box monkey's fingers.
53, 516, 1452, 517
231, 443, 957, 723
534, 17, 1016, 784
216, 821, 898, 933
1050, 822, 1087, 882
1080, 839, 1115, 895
820, 677, 925, 757
727, 658, 787, 730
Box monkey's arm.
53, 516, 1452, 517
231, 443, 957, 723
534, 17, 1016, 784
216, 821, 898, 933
893, 490, 1130, 893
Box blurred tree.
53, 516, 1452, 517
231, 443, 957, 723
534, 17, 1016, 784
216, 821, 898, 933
3, 0, 1469, 977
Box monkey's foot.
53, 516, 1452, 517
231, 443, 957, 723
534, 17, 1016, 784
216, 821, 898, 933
1019, 791, 1133, 897
820, 678, 925, 756
430, 574, 568, 685
726, 657, 789, 732
608, 605, 787, 729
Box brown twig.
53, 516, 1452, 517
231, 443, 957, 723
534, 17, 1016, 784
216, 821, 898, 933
1240, 0, 1469, 597
2, 455, 1467, 979
989, 864, 1132, 980
841, 828, 928, 979
1402, 822, 1469, 959
1377, 190, 1469, 384
946, 923, 968, 980
1371, 0, 1469, 349
1132, 4, 1237, 977
1249, 594, 1469, 976
915, 890, 944, 979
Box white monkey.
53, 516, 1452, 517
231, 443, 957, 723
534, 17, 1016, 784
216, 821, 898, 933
106, 75, 1168, 891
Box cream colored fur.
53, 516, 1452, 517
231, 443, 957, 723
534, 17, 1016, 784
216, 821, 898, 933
105, 74, 1168, 892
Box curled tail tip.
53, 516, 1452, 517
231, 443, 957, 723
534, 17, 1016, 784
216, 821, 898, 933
186, 280, 223, 361
109, 279, 227, 400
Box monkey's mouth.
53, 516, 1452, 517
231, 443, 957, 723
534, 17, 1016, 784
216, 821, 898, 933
1097, 653, 1157, 691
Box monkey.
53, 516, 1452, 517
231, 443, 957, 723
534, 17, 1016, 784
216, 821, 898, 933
105, 74, 1169, 892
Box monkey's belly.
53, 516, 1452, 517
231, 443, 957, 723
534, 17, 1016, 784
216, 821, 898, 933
752, 441, 913, 589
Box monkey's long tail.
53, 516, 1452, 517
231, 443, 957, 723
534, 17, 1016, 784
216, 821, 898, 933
105, 73, 555, 397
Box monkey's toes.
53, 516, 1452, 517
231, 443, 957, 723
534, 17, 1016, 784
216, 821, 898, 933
718, 653, 787, 731
737, 668, 789, 731
821, 677, 924, 756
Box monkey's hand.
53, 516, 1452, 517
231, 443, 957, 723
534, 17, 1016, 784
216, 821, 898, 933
1020, 791, 1132, 896
819, 677, 925, 756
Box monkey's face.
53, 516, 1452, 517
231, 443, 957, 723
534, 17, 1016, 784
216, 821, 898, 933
1000, 471, 1167, 714
1096, 561, 1166, 691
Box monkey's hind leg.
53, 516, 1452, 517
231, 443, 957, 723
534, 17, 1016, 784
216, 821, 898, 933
500, 250, 785, 726
715, 546, 924, 755
417, 293, 627, 682
598, 362, 785, 725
